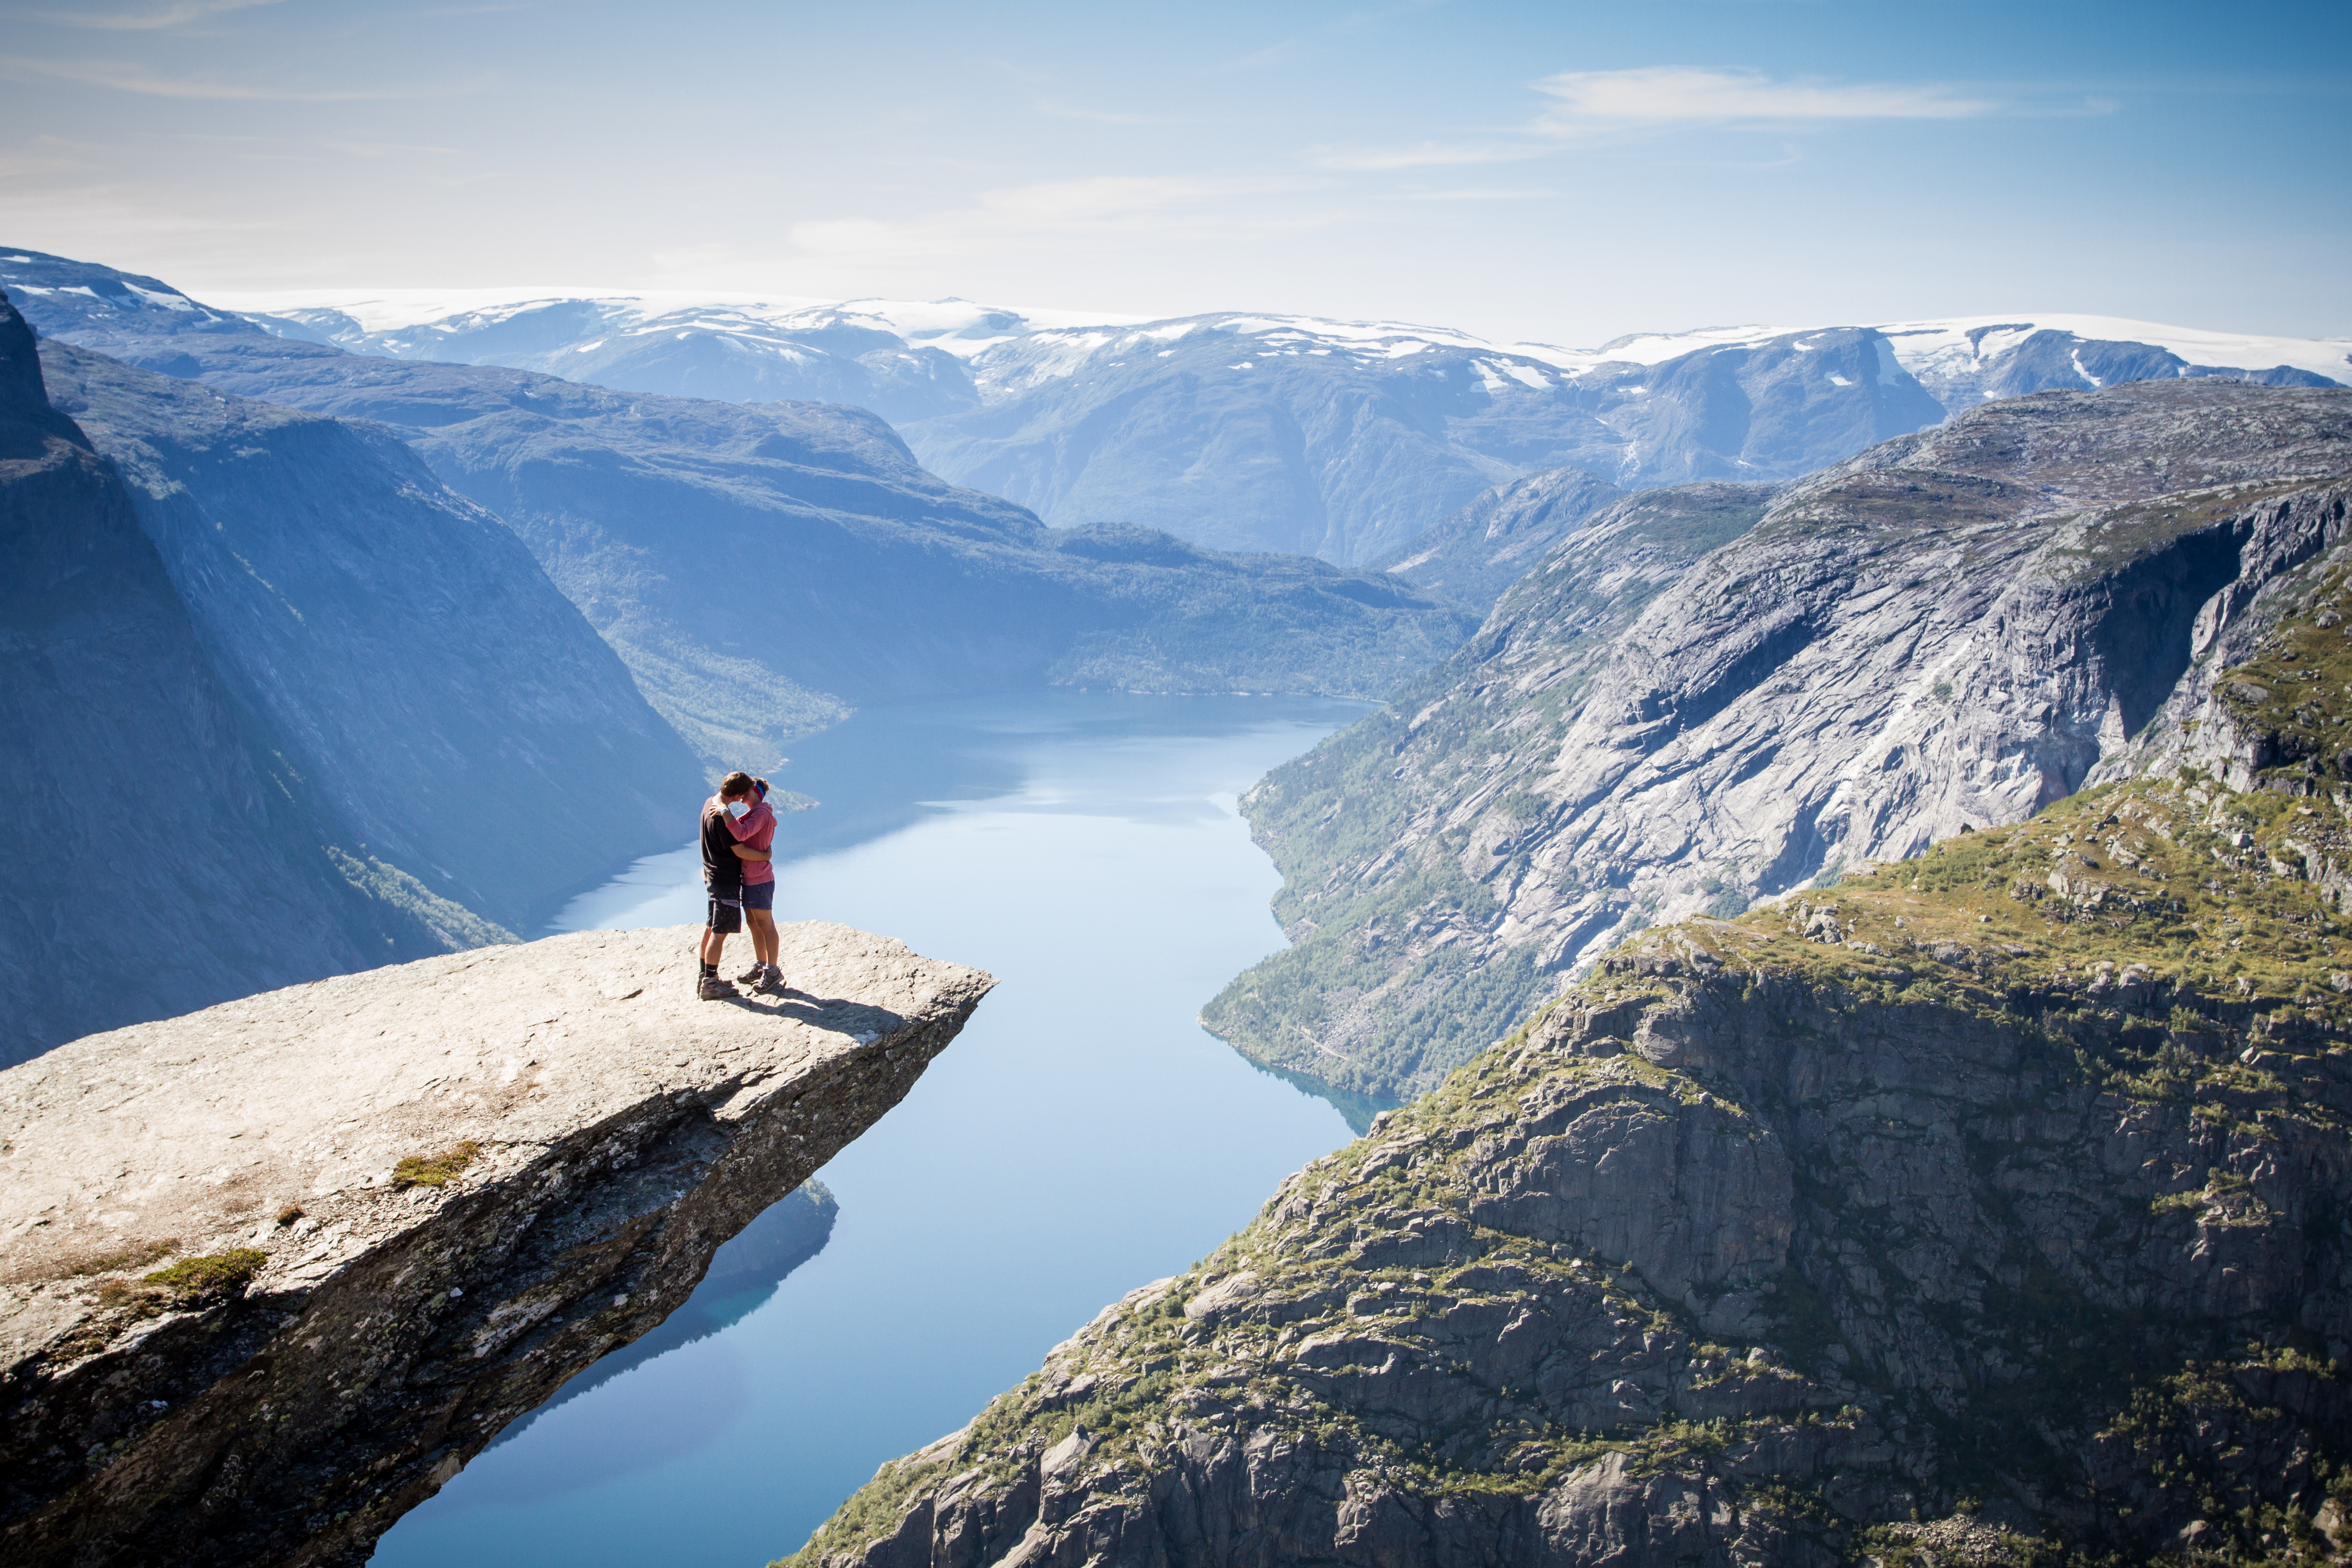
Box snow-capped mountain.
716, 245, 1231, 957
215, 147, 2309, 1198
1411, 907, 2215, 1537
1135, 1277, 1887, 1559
69, 264, 2352, 566
214, 287, 1135, 423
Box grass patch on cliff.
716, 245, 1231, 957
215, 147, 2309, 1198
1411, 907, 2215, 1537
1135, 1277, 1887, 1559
392, 1140, 481, 1190
1635, 779, 2352, 1114
93, 1247, 270, 1313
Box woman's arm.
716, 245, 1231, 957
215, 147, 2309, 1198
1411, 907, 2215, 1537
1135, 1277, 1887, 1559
731, 843, 771, 862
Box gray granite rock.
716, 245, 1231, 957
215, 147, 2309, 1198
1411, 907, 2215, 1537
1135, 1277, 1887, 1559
1212, 380, 2352, 1100
0, 920, 990, 1568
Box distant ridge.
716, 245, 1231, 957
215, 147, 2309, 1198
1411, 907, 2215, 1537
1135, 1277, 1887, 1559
168, 271, 2346, 566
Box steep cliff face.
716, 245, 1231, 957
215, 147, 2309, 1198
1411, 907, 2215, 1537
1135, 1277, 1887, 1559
790, 732, 2352, 1566
0, 920, 989, 1568
35, 340, 707, 934
0, 298, 464, 1062
1211, 382, 2352, 1101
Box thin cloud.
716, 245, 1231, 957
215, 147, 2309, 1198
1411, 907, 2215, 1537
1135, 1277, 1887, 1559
1532, 66, 1998, 130
1319, 64, 2001, 170
0, 54, 489, 100
1033, 100, 1168, 127
1397, 186, 1557, 201
13, 0, 286, 30
790, 174, 1338, 267
324, 140, 467, 158
1311, 141, 1544, 171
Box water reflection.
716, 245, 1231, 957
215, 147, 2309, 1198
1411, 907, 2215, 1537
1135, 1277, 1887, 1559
482, 1183, 839, 1465
375, 691, 1375, 1568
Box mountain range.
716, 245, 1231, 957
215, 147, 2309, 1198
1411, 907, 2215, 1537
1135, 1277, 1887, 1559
197, 274, 2346, 565
1, 249, 1475, 773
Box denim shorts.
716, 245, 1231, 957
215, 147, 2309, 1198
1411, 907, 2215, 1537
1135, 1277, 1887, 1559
741, 880, 775, 913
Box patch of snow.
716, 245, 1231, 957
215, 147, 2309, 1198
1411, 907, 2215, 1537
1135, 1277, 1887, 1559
1827, 374, 1854, 387
1475, 361, 1509, 393
1586, 324, 1798, 366
1874, 312, 2351, 382
575, 339, 605, 353
1872, 337, 1904, 386
2071, 349, 2103, 388
123, 282, 197, 313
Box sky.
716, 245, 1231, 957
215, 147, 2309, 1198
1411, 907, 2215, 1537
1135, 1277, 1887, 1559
0, 0, 2345, 347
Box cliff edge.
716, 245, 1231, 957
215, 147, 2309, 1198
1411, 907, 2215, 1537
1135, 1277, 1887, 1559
0, 920, 992, 1568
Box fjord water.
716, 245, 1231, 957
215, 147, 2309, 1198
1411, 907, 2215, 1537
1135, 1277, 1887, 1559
370, 691, 1372, 1568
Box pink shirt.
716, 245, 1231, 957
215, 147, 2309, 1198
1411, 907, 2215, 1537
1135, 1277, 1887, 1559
722, 798, 776, 884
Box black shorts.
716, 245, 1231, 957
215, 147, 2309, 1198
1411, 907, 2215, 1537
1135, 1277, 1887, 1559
707, 889, 744, 934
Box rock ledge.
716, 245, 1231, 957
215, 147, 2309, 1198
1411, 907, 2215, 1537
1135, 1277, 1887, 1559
0, 920, 991, 1568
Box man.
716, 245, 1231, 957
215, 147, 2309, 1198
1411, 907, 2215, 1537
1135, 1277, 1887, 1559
697, 772, 769, 998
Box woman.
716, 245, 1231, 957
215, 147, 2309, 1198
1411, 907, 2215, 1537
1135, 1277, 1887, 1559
718, 771, 785, 993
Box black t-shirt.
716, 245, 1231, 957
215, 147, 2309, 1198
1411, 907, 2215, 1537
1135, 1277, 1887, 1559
700, 800, 743, 892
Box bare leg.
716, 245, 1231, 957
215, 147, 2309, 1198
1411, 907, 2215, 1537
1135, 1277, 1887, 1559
748, 909, 779, 969
700, 927, 728, 968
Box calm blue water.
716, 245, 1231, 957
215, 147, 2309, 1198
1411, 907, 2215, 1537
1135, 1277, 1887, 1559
370, 691, 1373, 1568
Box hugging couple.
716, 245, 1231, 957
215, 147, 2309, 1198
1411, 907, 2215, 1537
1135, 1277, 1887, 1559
698, 770, 785, 1000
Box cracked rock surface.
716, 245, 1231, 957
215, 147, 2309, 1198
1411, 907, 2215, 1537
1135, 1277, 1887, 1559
0, 919, 991, 1568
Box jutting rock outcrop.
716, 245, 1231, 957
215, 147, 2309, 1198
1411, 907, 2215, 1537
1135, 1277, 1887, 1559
0, 920, 991, 1568
1212, 381, 2352, 1101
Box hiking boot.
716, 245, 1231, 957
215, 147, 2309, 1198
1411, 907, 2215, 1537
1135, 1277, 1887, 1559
734, 961, 768, 984
752, 965, 789, 994
698, 973, 738, 1000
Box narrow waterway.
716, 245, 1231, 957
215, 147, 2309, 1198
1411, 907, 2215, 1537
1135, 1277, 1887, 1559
370, 690, 1376, 1568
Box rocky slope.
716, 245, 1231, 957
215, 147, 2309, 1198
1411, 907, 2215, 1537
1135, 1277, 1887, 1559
0, 919, 988, 1568
0, 298, 482, 1063
1372, 466, 1628, 612
785, 564, 2352, 1568
33, 338, 706, 936
1206, 381, 2352, 1101
4, 250, 1474, 763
